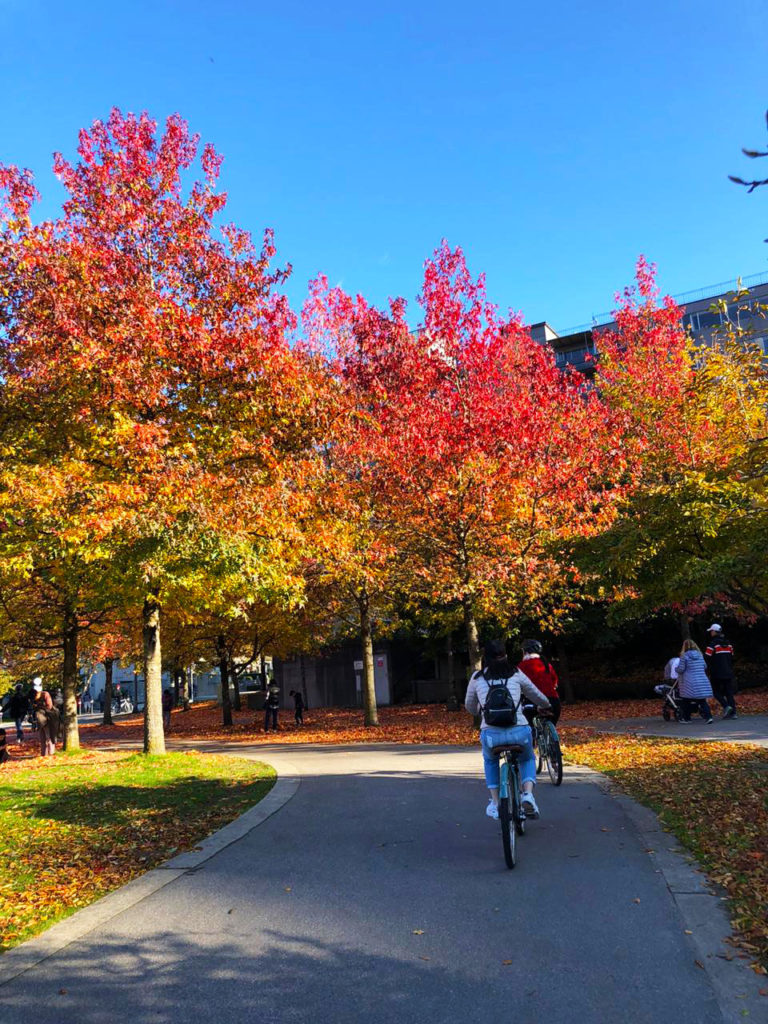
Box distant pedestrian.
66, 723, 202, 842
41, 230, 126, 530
289, 689, 305, 726
705, 624, 736, 719
675, 640, 714, 723
81, 686, 93, 714
264, 680, 280, 733
162, 688, 173, 732
8, 684, 29, 744
0, 728, 9, 765
32, 678, 59, 756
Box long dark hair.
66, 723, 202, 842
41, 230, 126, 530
483, 638, 512, 680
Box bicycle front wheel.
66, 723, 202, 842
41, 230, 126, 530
499, 792, 516, 869
545, 722, 563, 786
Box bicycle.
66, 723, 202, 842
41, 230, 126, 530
492, 742, 527, 869
111, 695, 135, 715
531, 709, 563, 786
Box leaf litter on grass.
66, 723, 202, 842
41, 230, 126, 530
0, 750, 274, 951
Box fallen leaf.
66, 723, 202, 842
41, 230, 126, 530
695, 960, 704, 969
412, 929, 425, 935
633, 898, 641, 904
502, 960, 513, 966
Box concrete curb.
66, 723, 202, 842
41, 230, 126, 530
567, 764, 767, 1023
0, 760, 299, 988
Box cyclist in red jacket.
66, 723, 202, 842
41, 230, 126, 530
518, 639, 561, 726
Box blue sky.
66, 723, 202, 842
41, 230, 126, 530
1, 0, 766, 332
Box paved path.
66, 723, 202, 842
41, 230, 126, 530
0, 743, 764, 1023
567, 713, 768, 747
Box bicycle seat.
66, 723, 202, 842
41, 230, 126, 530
490, 743, 525, 755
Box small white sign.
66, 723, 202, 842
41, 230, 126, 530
353, 660, 364, 671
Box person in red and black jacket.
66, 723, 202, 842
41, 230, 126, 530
705, 624, 736, 719
518, 639, 561, 726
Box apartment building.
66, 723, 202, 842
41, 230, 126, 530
530, 271, 768, 373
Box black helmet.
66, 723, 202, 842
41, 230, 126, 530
522, 639, 542, 655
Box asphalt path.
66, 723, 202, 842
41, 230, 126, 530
0, 742, 764, 1023
568, 713, 768, 747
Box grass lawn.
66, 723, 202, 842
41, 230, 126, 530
561, 727, 768, 973
0, 750, 275, 951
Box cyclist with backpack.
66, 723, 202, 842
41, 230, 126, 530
518, 639, 561, 726
464, 638, 552, 821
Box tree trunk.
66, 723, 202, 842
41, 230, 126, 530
446, 633, 460, 708
679, 613, 691, 642
462, 595, 481, 673
177, 662, 189, 710
555, 639, 575, 703
360, 594, 378, 726
172, 656, 180, 704
218, 634, 233, 727
300, 653, 308, 708
143, 596, 166, 755
102, 657, 114, 725
231, 660, 242, 712
62, 602, 80, 750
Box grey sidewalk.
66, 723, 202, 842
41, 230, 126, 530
1, 743, 765, 1024
567, 713, 768, 746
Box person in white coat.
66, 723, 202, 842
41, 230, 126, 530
465, 639, 551, 821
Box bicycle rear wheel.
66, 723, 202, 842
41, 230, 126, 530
499, 791, 516, 869
545, 722, 563, 786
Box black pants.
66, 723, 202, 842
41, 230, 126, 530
681, 698, 711, 721
294, 707, 304, 725
711, 678, 737, 713
264, 707, 278, 731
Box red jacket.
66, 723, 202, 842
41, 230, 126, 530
517, 656, 559, 699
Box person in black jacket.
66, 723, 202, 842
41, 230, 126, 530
289, 689, 305, 726
264, 680, 281, 733
7, 685, 30, 744
705, 624, 736, 719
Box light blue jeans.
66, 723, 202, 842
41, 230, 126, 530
481, 725, 536, 787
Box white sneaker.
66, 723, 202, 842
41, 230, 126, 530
522, 793, 540, 819
486, 800, 499, 820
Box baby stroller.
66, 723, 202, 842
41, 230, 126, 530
654, 682, 684, 722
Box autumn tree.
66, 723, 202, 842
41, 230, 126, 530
367, 243, 618, 672
300, 282, 411, 725
583, 262, 768, 623
0, 109, 308, 753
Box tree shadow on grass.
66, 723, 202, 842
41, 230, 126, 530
6, 776, 273, 827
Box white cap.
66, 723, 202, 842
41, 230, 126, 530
707, 623, 722, 633
32, 677, 43, 690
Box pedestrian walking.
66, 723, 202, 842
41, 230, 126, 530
7, 684, 29, 744
289, 689, 305, 726
81, 685, 93, 714
675, 640, 714, 723
162, 688, 173, 732
31, 678, 59, 756
704, 624, 737, 719
264, 680, 280, 733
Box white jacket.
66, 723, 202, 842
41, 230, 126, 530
465, 669, 550, 730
